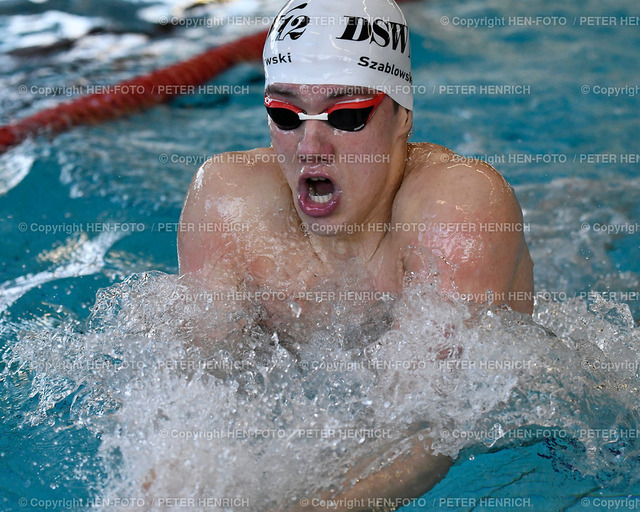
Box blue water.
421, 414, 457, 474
1, 0, 640, 510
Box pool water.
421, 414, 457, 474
1, 0, 640, 510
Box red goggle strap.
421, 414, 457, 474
264, 93, 385, 115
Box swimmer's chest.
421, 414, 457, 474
243, 232, 404, 298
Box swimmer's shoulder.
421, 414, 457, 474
181, 148, 291, 221
397, 142, 522, 224
395, 142, 533, 313
185, 147, 286, 201
178, 148, 289, 273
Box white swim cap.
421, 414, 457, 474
263, 0, 413, 111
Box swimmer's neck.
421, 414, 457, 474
305, 226, 385, 267
300, 199, 396, 268
300, 157, 411, 266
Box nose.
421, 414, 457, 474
296, 119, 335, 165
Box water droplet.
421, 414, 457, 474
289, 301, 302, 318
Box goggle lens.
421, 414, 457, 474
265, 93, 385, 132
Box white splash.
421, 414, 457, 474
0, 230, 124, 314
0, 140, 35, 196
4, 272, 639, 510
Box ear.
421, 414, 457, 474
394, 107, 413, 140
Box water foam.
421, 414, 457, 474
3, 272, 639, 509
0, 139, 35, 196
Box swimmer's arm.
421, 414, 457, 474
398, 156, 534, 314
276, 434, 450, 511
178, 158, 241, 278
178, 150, 276, 279
323, 437, 450, 510
177, 158, 250, 341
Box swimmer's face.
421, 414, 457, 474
266, 83, 412, 231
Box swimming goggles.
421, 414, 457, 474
264, 93, 386, 132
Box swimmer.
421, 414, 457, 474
178, 0, 533, 507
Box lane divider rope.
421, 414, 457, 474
0, 30, 267, 153
0, 0, 413, 154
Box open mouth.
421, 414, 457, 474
298, 174, 340, 217
307, 177, 335, 204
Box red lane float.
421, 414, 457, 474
0, 0, 413, 154
0, 30, 268, 153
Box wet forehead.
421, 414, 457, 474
265, 83, 379, 101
